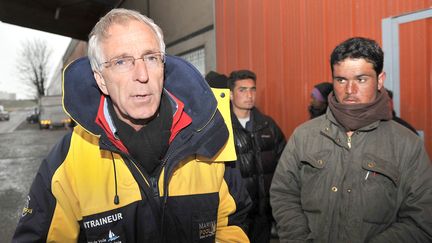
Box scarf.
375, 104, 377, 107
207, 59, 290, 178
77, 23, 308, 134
108, 93, 172, 176
328, 90, 392, 132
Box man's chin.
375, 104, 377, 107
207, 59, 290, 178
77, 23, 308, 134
127, 109, 158, 123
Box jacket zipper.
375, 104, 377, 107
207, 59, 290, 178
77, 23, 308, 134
101, 140, 163, 198
100, 103, 219, 241
157, 132, 195, 242
160, 133, 192, 202
347, 135, 352, 149
128, 158, 161, 196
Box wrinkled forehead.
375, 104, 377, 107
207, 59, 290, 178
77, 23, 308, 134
99, 21, 160, 58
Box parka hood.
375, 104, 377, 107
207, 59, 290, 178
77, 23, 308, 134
62, 55, 229, 159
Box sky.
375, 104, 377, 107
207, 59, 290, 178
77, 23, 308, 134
0, 22, 71, 99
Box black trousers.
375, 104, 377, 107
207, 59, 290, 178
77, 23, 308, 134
248, 214, 271, 243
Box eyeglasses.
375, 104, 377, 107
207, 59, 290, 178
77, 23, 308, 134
100, 52, 165, 73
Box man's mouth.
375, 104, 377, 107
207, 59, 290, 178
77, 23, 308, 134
132, 94, 151, 101
343, 97, 358, 103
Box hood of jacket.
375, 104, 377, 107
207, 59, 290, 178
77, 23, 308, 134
62, 55, 230, 159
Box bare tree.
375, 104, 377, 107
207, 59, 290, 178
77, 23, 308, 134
16, 39, 52, 99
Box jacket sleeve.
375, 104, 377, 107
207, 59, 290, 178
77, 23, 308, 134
270, 133, 312, 242
12, 157, 57, 243
270, 118, 287, 161
369, 143, 432, 243
216, 161, 252, 243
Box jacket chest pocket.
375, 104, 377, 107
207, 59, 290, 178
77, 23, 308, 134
164, 193, 219, 243
361, 154, 400, 224
299, 151, 330, 210
256, 130, 275, 151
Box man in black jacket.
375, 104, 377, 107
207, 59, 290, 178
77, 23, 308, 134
228, 70, 286, 243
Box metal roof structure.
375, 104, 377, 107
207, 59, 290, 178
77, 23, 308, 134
0, 0, 124, 40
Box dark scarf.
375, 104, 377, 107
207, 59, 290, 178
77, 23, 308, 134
108, 93, 172, 176
328, 90, 392, 132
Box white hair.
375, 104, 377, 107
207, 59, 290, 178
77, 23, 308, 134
88, 8, 165, 72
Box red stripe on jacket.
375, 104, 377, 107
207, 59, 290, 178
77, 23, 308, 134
95, 94, 192, 154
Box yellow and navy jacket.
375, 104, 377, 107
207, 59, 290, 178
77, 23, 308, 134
13, 56, 251, 243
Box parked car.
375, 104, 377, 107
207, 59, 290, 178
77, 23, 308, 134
26, 107, 39, 124
0, 105, 10, 121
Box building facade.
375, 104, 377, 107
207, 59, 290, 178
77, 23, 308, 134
215, 0, 432, 156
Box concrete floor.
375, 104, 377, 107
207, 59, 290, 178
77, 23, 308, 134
0, 119, 68, 242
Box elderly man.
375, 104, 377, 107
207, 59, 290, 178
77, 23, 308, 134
271, 37, 432, 242
13, 8, 250, 243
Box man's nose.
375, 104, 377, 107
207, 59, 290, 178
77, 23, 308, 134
345, 81, 357, 94
133, 59, 149, 83
246, 89, 253, 97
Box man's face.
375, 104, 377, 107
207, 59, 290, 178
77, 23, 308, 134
94, 20, 164, 129
332, 58, 384, 104
230, 78, 256, 111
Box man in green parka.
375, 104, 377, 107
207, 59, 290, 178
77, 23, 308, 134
270, 37, 432, 243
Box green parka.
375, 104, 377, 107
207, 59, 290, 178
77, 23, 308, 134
270, 109, 432, 243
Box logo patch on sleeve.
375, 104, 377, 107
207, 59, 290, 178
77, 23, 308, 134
21, 195, 33, 217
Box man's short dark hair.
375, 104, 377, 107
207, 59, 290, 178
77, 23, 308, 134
227, 70, 256, 91
330, 37, 384, 76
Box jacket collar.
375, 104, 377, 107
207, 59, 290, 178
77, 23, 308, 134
320, 108, 381, 148
230, 106, 268, 132
93, 90, 192, 154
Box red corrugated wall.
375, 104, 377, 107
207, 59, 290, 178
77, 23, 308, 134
399, 18, 432, 156
215, 0, 432, 157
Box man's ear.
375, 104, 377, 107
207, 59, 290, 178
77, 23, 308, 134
94, 71, 109, 95
230, 90, 233, 101
377, 72, 386, 91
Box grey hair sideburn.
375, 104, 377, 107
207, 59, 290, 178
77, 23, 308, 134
88, 8, 165, 72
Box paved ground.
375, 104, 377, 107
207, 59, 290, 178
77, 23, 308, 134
0, 109, 32, 134
0, 117, 68, 242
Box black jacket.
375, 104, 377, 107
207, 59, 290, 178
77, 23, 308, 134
231, 107, 286, 217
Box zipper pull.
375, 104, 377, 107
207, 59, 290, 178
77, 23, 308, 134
347, 135, 352, 149
150, 177, 159, 198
